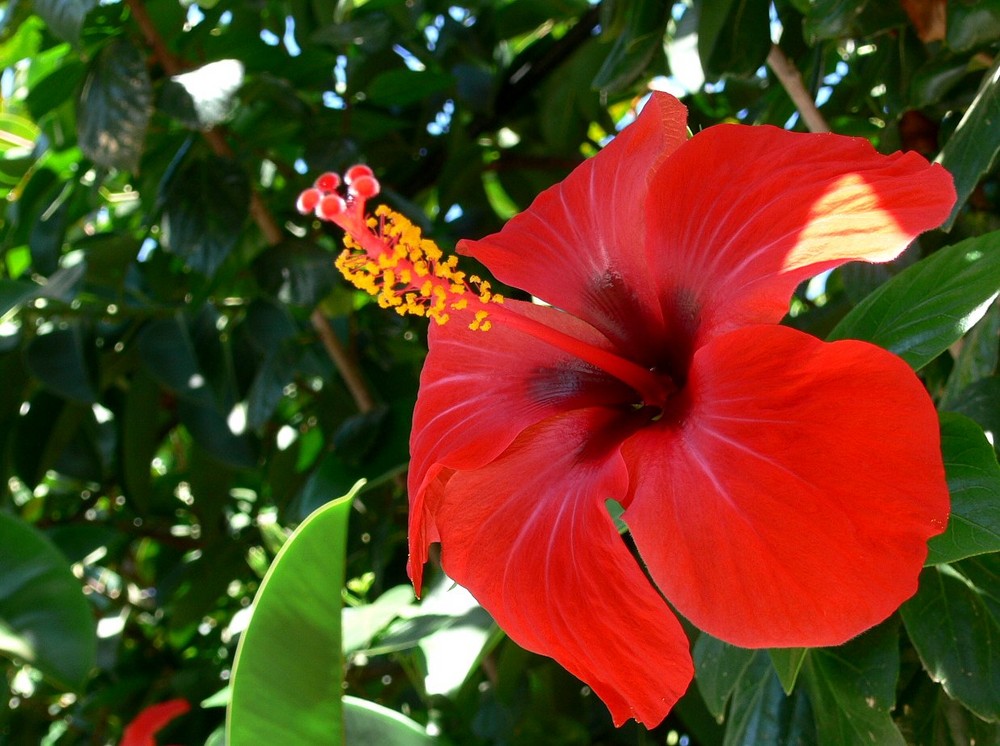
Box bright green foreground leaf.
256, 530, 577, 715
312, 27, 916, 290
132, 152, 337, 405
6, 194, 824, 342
828, 232, 1000, 369
343, 696, 436, 745
228, 482, 361, 745
768, 647, 808, 695
926, 412, 1000, 565
0, 512, 96, 691
901, 556, 1000, 722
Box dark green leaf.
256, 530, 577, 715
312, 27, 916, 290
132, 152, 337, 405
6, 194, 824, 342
33, 0, 98, 45
801, 622, 904, 746
724, 652, 816, 746
693, 632, 755, 720
253, 239, 339, 308
941, 301, 999, 407
366, 69, 454, 107
926, 413, 1000, 565
0, 279, 39, 316
121, 370, 162, 514
24, 325, 96, 404
901, 556, 1000, 722
592, 0, 670, 94
947, 1, 1000, 53
801, 0, 906, 43
228, 485, 360, 745
948, 375, 1000, 451
137, 315, 213, 405
828, 232, 1000, 369
699, 0, 772, 78
77, 38, 152, 171
0, 512, 96, 691
939, 57, 1000, 230
160, 154, 250, 276
768, 648, 808, 695
29, 182, 74, 275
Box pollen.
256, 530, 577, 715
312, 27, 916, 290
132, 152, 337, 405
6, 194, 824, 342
299, 166, 503, 330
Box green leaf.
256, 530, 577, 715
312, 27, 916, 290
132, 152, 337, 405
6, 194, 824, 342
343, 696, 437, 745
828, 232, 1000, 369
938, 57, 1000, 230
121, 370, 162, 514
901, 557, 1000, 722
947, 1, 1000, 53
941, 301, 1000, 408
693, 632, 755, 720
724, 651, 816, 746
926, 412, 1000, 565
591, 0, 670, 94
24, 325, 97, 404
801, 622, 904, 746
698, 0, 772, 78
366, 69, 454, 107
0, 512, 96, 691
33, 0, 98, 45
77, 38, 152, 171
160, 153, 250, 277
227, 482, 362, 745
137, 316, 213, 405
768, 648, 808, 695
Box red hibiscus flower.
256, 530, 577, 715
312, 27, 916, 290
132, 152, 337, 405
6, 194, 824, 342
299, 92, 955, 727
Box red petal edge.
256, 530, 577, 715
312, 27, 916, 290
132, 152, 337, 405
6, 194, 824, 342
407, 300, 632, 590
460, 93, 689, 363
120, 698, 191, 746
623, 324, 949, 647
643, 123, 957, 348
432, 409, 693, 727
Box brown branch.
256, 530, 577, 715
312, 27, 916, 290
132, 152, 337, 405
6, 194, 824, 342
767, 44, 831, 134
124, 0, 376, 414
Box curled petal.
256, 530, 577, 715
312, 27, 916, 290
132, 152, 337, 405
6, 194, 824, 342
460, 93, 689, 364
644, 123, 956, 352
433, 409, 693, 727
623, 324, 948, 647
408, 300, 632, 590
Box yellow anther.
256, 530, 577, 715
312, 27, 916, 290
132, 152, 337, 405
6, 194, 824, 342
333, 206, 501, 330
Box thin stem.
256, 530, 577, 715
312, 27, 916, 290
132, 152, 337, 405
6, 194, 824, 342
767, 44, 831, 134
124, 0, 376, 414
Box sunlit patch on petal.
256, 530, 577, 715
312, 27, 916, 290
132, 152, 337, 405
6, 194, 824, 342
622, 324, 949, 648
433, 409, 693, 727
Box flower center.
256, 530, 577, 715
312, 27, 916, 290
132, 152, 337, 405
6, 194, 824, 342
298, 166, 676, 407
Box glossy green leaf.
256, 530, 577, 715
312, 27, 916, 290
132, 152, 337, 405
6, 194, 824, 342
801, 0, 906, 43
828, 232, 1000, 369
941, 301, 1000, 407
0, 512, 96, 691
591, 0, 670, 94
801, 622, 904, 746
724, 652, 816, 746
768, 648, 808, 695
901, 556, 1000, 722
227, 482, 362, 745
160, 153, 250, 276
77, 38, 152, 171
344, 696, 437, 745
938, 57, 1000, 230
693, 632, 755, 720
33, 0, 97, 45
926, 412, 1000, 565
699, 0, 771, 78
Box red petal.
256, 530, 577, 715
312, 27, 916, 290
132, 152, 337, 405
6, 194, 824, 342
433, 409, 693, 726
408, 300, 632, 590
622, 325, 948, 647
644, 124, 956, 352
460, 93, 689, 364
121, 699, 190, 746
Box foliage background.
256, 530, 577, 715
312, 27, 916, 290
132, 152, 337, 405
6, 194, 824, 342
1, 0, 1000, 743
